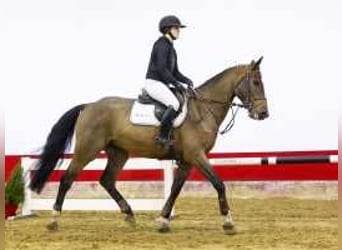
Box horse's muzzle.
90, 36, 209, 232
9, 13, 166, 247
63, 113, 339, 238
249, 110, 269, 120
258, 111, 269, 120
249, 99, 269, 120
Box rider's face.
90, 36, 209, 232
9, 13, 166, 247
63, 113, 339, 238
170, 26, 180, 40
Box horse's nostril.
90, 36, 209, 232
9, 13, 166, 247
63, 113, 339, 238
261, 111, 268, 118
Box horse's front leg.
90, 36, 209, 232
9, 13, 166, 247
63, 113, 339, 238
194, 153, 236, 234
156, 161, 191, 233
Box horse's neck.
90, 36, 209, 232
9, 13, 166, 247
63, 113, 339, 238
195, 65, 248, 127
198, 65, 247, 100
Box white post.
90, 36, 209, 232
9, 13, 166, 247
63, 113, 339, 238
21, 157, 33, 216
163, 160, 175, 216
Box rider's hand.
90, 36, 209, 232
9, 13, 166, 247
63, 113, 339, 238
183, 79, 193, 88
173, 82, 186, 92
187, 80, 194, 88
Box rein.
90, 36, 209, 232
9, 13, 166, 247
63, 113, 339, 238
189, 88, 247, 134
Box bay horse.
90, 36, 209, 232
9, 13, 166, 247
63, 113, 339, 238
29, 56, 269, 234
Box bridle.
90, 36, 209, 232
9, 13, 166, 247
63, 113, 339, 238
188, 69, 266, 134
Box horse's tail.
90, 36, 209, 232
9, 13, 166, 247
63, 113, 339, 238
29, 104, 86, 194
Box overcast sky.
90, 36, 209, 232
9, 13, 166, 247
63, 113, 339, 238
1, 0, 341, 154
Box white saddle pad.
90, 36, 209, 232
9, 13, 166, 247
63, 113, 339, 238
129, 100, 188, 127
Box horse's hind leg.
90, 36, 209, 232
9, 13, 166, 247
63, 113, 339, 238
47, 142, 105, 231
100, 146, 135, 224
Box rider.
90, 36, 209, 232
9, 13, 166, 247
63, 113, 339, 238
144, 15, 193, 146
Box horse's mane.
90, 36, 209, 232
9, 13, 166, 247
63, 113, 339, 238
197, 64, 247, 90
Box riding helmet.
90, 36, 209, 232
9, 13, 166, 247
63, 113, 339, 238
159, 15, 186, 33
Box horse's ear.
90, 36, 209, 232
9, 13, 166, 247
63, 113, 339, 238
252, 56, 263, 70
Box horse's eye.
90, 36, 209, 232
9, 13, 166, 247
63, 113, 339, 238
253, 80, 260, 86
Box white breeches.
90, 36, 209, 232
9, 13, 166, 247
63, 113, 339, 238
143, 79, 180, 111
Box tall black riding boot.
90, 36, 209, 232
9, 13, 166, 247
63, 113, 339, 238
156, 105, 177, 146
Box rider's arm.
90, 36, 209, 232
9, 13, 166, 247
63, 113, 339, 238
174, 63, 193, 86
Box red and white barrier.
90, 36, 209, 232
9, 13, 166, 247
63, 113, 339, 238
5, 150, 337, 216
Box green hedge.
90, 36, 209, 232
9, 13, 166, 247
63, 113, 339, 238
5, 164, 25, 205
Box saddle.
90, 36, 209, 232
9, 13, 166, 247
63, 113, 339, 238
129, 88, 188, 127
137, 88, 186, 121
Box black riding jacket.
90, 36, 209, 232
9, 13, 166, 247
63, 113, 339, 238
146, 36, 191, 87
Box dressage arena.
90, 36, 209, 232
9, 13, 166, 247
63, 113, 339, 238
5, 151, 338, 250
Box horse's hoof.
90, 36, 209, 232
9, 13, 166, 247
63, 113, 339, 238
158, 223, 171, 233
222, 221, 237, 235
156, 217, 171, 233
46, 221, 58, 231
125, 214, 136, 226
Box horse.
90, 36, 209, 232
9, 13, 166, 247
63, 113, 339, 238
29, 56, 269, 234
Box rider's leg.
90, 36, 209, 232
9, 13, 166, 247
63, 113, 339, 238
143, 80, 180, 110
156, 105, 177, 144
143, 80, 180, 145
